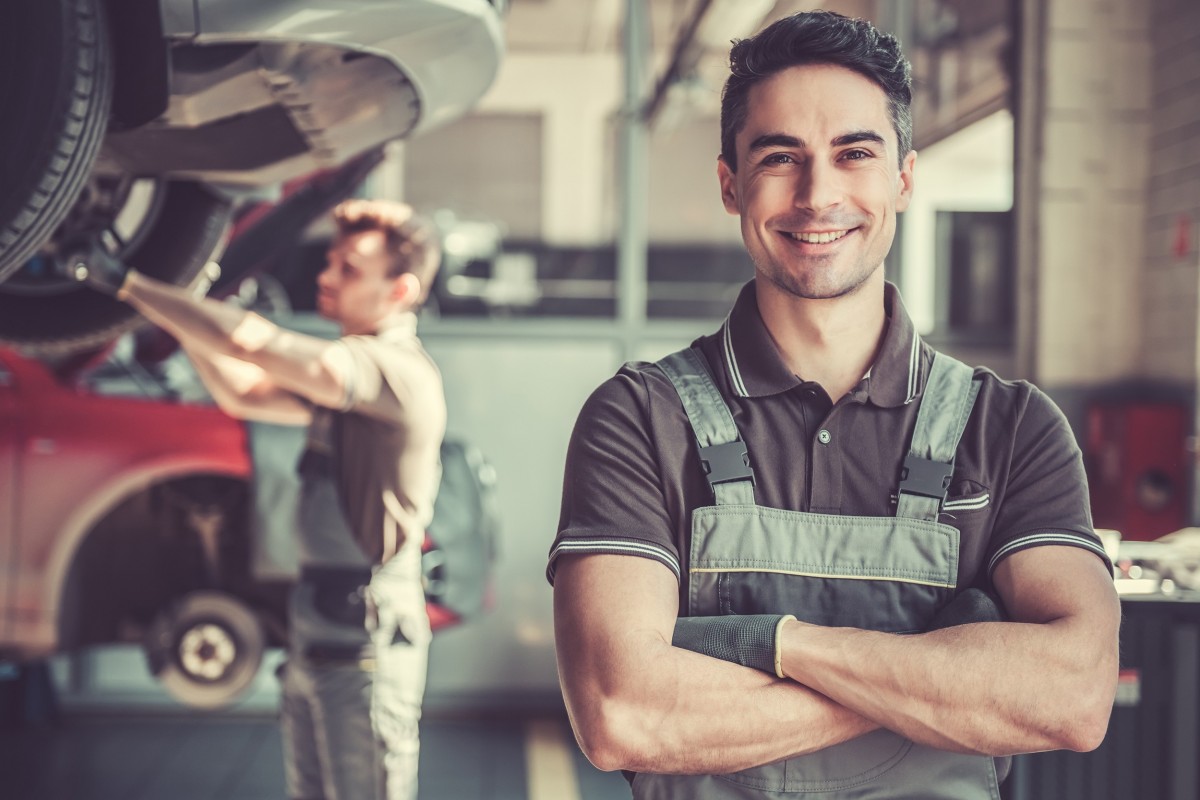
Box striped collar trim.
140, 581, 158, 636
718, 280, 924, 406
862, 282, 925, 408
723, 314, 750, 398
904, 327, 921, 404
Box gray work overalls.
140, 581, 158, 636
634, 346, 1000, 800
281, 412, 430, 800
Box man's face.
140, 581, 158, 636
316, 230, 401, 334
718, 64, 915, 301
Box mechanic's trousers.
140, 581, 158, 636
281, 574, 430, 800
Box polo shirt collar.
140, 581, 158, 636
866, 282, 925, 408
719, 280, 924, 407
373, 312, 419, 342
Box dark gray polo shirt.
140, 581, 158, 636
548, 281, 1109, 598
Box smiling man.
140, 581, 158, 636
549, 11, 1119, 800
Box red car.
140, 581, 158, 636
0, 343, 495, 709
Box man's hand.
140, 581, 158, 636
66, 241, 132, 297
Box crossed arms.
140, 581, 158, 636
553, 543, 1119, 775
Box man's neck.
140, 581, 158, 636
755, 272, 888, 402
340, 308, 415, 338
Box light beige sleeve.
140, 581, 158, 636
325, 335, 437, 423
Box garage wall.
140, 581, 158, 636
1032, 0, 1151, 387
1145, 0, 1200, 384
388, 52, 743, 249
647, 116, 743, 245
419, 329, 695, 708
404, 114, 545, 241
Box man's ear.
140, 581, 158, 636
895, 149, 917, 212
717, 156, 740, 215
392, 272, 422, 307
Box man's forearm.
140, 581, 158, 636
120, 271, 346, 410
779, 617, 1116, 755
780, 550, 1121, 756
177, 340, 313, 425
554, 554, 880, 775
180, 341, 244, 410
120, 271, 261, 358
568, 630, 878, 774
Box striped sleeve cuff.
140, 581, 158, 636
546, 537, 681, 585
987, 530, 1113, 576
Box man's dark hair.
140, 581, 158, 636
332, 199, 441, 304
720, 11, 913, 170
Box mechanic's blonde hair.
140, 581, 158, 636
333, 199, 441, 302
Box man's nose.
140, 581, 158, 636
792, 159, 842, 213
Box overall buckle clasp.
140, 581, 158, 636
899, 455, 954, 500
699, 441, 754, 486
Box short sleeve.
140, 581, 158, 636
547, 366, 681, 585
986, 386, 1112, 577
325, 335, 437, 424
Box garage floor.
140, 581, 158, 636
0, 712, 630, 800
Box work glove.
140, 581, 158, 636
65, 241, 131, 296
926, 588, 1005, 631
672, 614, 793, 676
672, 588, 1004, 679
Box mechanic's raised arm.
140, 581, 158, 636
554, 553, 878, 775
177, 340, 312, 426
119, 271, 349, 411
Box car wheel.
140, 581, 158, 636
0, 180, 232, 354
144, 591, 266, 710
0, 0, 113, 281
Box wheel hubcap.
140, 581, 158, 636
179, 623, 237, 681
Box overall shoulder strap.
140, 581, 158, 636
654, 347, 755, 506
895, 352, 981, 522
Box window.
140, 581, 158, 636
934, 210, 1014, 343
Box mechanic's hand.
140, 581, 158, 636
927, 588, 1005, 631
65, 242, 132, 297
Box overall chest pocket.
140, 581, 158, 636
688, 505, 961, 633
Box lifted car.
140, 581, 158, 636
0, 344, 497, 709
0, 0, 504, 353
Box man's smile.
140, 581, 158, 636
777, 227, 858, 250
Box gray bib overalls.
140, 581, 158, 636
281, 414, 429, 800
633, 346, 1001, 800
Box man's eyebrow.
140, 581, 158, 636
747, 133, 804, 154
831, 130, 887, 147
746, 130, 887, 155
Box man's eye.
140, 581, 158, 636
763, 153, 795, 165
841, 149, 873, 161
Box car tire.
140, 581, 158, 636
0, 181, 233, 354
0, 0, 113, 281
144, 591, 266, 711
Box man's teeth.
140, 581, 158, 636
788, 230, 849, 244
